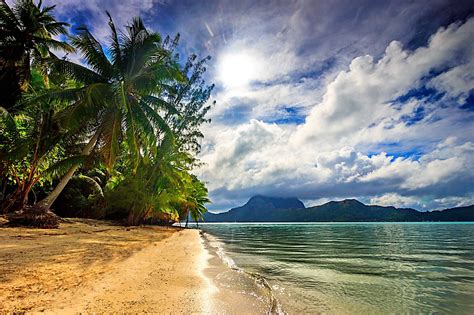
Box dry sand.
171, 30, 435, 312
0, 219, 213, 313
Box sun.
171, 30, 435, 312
218, 53, 259, 89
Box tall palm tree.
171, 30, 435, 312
0, 0, 73, 109
36, 13, 185, 210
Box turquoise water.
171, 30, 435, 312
199, 222, 474, 314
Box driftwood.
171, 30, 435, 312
7, 205, 61, 228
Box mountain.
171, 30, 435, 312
203, 196, 474, 222
423, 205, 474, 221
204, 195, 305, 222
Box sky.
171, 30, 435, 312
29, 0, 474, 211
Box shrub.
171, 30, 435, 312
53, 175, 104, 218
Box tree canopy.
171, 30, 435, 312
0, 0, 213, 227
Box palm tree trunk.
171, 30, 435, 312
37, 128, 101, 210
185, 210, 189, 228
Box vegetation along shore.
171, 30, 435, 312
0, 0, 211, 227
0, 1, 220, 312
2, 0, 473, 314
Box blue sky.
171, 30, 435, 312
29, 0, 474, 211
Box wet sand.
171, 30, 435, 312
202, 231, 276, 314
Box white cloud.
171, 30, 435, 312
198, 0, 467, 125
199, 18, 474, 211
428, 60, 474, 104
369, 193, 424, 209
361, 139, 474, 190
295, 18, 474, 146
370, 193, 474, 211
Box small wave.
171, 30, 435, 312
200, 231, 286, 314
204, 232, 238, 269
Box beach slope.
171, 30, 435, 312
0, 219, 211, 313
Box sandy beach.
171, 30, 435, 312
0, 218, 273, 314
0, 219, 215, 313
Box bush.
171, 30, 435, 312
103, 175, 178, 225
53, 175, 104, 218
103, 177, 148, 223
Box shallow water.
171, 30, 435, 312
198, 222, 474, 314
201, 232, 277, 314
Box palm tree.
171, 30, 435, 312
102, 134, 193, 225
0, 91, 84, 212
0, 0, 73, 109
183, 176, 210, 227
36, 13, 185, 210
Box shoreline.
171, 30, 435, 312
3, 220, 472, 313
0, 219, 279, 313
0, 219, 215, 313
200, 230, 281, 314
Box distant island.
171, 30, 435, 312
203, 195, 474, 222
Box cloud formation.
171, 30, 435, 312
20, 0, 473, 211
197, 17, 474, 211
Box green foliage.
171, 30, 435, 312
0, 79, 88, 211
44, 14, 185, 172
0, 7, 212, 226
165, 51, 215, 154
103, 135, 191, 225
0, 0, 73, 109
103, 174, 177, 224
175, 174, 211, 225
53, 175, 104, 218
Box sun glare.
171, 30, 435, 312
218, 53, 259, 89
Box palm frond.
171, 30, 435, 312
100, 110, 122, 170
48, 53, 106, 84
71, 28, 114, 78
44, 21, 70, 36
0, 107, 19, 138
139, 99, 172, 134
26, 86, 83, 104
0, 2, 20, 35
142, 95, 179, 116
54, 83, 111, 130
42, 154, 87, 178
106, 11, 123, 74
35, 37, 75, 53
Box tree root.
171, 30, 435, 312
7, 204, 62, 228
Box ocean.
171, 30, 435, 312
198, 222, 474, 314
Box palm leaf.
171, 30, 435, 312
139, 99, 172, 134
43, 21, 70, 36
0, 107, 19, 138
100, 109, 122, 170
142, 95, 179, 115
48, 53, 106, 84
42, 154, 87, 178
71, 27, 114, 78
35, 37, 75, 53
106, 11, 123, 74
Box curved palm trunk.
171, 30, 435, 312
37, 128, 101, 210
